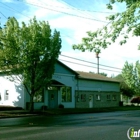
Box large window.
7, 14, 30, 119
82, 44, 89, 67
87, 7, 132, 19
33, 88, 44, 102
61, 87, 72, 102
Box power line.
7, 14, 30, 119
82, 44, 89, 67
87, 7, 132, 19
0, 11, 7, 19
0, 2, 31, 19
17, 0, 108, 23
60, 0, 117, 14
59, 59, 121, 73
60, 54, 122, 70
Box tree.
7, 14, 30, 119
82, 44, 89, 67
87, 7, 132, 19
73, 0, 140, 52
122, 61, 140, 96
114, 74, 135, 97
0, 17, 62, 112
89, 71, 107, 76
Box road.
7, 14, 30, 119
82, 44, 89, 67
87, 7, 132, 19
0, 110, 140, 140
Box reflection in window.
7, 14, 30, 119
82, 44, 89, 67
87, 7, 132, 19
33, 88, 44, 102
107, 95, 111, 100
112, 95, 117, 100
96, 95, 100, 100
51, 93, 54, 100
81, 94, 86, 102
61, 87, 72, 102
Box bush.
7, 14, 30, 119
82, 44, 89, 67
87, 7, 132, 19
41, 105, 48, 110
119, 101, 123, 106
59, 104, 64, 109
131, 97, 140, 104
0, 106, 23, 111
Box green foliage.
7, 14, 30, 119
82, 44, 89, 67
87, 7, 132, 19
0, 17, 62, 111
114, 74, 135, 97
99, 72, 107, 77
73, 0, 140, 53
122, 61, 140, 96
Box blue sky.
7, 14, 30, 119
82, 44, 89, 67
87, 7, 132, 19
0, 0, 140, 77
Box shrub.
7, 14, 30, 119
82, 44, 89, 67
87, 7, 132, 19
131, 97, 140, 104
41, 105, 48, 110
59, 104, 64, 109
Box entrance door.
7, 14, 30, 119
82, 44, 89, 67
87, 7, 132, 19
48, 90, 58, 108
89, 95, 93, 108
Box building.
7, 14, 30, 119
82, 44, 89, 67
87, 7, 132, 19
0, 60, 120, 109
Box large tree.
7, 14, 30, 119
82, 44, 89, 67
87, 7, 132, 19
73, 0, 140, 52
0, 17, 61, 112
114, 74, 135, 97
122, 61, 140, 95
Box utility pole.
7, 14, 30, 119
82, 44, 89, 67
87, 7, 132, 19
95, 48, 100, 74
96, 52, 99, 74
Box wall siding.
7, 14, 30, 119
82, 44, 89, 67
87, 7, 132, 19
0, 76, 25, 108
76, 91, 120, 108
78, 79, 120, 92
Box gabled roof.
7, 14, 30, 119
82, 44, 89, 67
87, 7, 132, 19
56, 60, 79, 75
76, 71, 120, 83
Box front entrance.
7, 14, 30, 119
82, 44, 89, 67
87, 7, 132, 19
48, 90, 58, 108
89, 95, 94, 108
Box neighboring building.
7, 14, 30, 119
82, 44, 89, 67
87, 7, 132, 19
0, 60, 120, 109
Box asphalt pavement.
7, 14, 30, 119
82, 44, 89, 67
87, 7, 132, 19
0, 110, 140, 140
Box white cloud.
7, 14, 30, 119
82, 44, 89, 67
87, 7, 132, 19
6, 0, 139, 76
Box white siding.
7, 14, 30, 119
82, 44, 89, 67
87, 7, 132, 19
0, 76, 25, 108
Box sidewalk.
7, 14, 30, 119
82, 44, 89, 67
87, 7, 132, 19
0, 106, 140, 119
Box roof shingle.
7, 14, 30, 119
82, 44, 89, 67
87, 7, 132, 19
76, 71, 120, 83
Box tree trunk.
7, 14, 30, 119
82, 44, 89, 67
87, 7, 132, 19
29, 94, 34, 113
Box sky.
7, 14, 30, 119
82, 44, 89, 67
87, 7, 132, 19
0, 0, 140, 77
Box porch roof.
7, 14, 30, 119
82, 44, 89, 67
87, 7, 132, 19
51, 80, 65, 86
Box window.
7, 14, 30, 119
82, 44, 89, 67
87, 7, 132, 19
4, 90, 9, 101
96, 95, 100, 100
81, 94, 86, 102
61, 87, 72, 102
112, 95, 117, 100
33, 88, 44, 102
107, 95, 111, 100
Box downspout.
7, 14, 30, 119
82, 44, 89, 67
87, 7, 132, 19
75, 74, 79, 108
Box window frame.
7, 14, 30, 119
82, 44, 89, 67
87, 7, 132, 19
112, 95, 117, 101
81, 94, 86, 102
4, 90, 9, 101
33, 88, 44, 103
96, 94, 101, 101
107, 94, 111, 100
61, 86, 72, 102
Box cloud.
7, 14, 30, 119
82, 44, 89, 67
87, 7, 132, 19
4, 0, 139, 76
